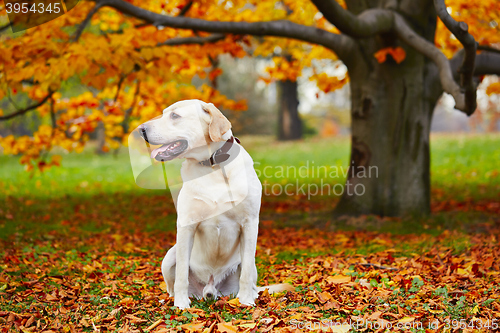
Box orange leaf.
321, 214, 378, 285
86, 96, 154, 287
217, 322, 238, 333
389, 47, 406, 64
374, 47, 406, 64
374, 48, 390, 63
180, 323, 205, 332
326, 275, 351, 284
486, 82, 500, 95
209, 68, 223, 82
317, 291, 333, 303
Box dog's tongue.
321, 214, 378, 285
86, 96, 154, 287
150, 140, 185, 160
150, 145, 170, 160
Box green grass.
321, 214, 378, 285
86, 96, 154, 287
0, 133, 499, 241
430, 134, 500, 200
1, 133, 499, 198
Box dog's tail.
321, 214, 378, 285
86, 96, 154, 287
257, 283, 295, 295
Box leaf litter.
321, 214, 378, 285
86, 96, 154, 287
1, 194, 499, 332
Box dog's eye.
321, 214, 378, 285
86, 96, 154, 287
170, 112, 181, 120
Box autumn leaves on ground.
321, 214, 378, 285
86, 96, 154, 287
1, 135, 500, 332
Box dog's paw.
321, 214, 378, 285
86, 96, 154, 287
238, 297, 256, 307
174, 297, 191, 310
236, 290, 258, 307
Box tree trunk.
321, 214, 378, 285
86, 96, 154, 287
278, 79, 302, 141
95, 121, 107, 155
334, 1, 441, 216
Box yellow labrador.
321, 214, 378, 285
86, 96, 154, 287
138, 100, 291, 309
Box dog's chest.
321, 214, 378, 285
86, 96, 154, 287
197, 216, 238, 238
196, 215, 240, 243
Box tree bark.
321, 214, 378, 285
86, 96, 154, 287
334, 0, 440, 216
95, 121, 107, 155
278, 80, 302, 141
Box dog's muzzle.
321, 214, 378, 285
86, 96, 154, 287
137, 124, 189, 162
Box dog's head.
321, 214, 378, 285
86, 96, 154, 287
138, 100, 231, 162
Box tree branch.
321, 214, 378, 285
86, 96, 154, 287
121, 81, 141, 134
0, 92, 55, 121
477, 45, 500, 56
177, 1, 193, 17
451, 50, 500, 77
50, 97, 57, 129
114, 75, 126, 102
393, 14, 469, 114
474, 52, 500, 76
310, 0, 393, 38
433, 0, 477, 114
90, 0, 356, 63
157, 33, 225, 47
73, 4, 103, 42
135, 1, 193, 29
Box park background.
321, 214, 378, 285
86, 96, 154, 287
1, 0, 500, 332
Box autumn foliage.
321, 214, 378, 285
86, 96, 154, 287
0, 0, 499, 170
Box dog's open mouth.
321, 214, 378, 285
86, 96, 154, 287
151, 140, 188, 161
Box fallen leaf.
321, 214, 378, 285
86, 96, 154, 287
327, 275, 351, 284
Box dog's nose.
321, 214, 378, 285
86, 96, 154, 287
137, 124, 149, 142
205, 292, 214, 299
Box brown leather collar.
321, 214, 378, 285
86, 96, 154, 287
199, 136, 240, 167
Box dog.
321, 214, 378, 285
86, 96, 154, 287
137, 100, 292, 309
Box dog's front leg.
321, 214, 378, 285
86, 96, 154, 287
236, 219, 259, 306
174, 223, 198, 309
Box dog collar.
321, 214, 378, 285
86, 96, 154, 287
199, 136, 240, 167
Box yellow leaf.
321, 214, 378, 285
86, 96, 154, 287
146, 319, 164, 331
217, 322, 238, 333
398, 317, 415, 324
327, 275, 351, 284
82, 265, 95, 274
141, 48, 154, 61
227, 298, 241, 307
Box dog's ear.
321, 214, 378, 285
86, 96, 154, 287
203, 103, 231, 142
